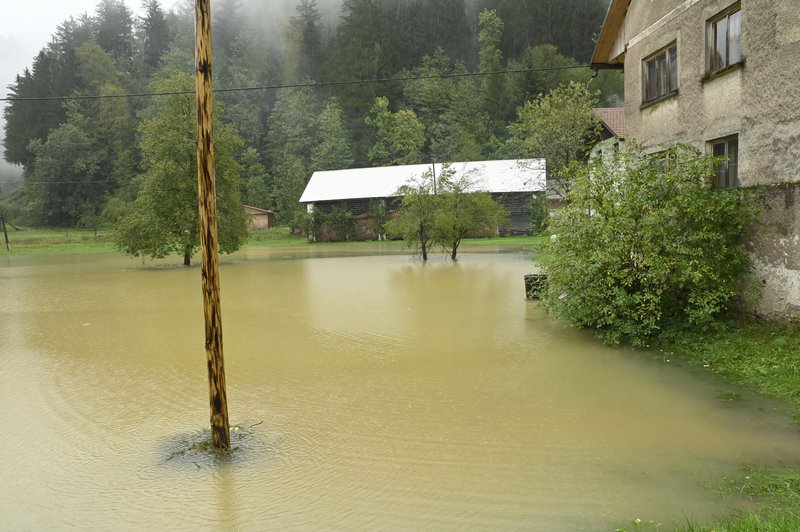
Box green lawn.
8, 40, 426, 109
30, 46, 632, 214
0, 226, 546, 257
0, 227, 116, 255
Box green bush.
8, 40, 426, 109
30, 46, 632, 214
541, 143, 758, 345
291, 208, 314, 236
527, 193, 549, 235
326, 206, 356, 241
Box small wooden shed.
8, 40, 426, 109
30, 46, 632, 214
243, 205, 276, 230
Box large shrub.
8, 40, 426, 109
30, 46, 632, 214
542, 144, 758, 345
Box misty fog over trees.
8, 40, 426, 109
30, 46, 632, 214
2, 0, 620, 228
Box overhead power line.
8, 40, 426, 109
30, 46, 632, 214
29, 180, 118, 185
0, 64, 592, 103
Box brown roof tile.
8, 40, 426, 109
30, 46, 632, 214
593, 107, 625, 138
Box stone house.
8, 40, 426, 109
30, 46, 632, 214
591, 0, 800, 319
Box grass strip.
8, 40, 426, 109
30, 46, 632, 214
655, 321, 800, 423
1, 226, 546, 256
647, 322, 800, 531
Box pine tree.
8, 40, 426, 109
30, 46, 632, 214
311, 99, 354, 171
138, 0, 171, 76
94, 0, 135, 68
287, 0, 323, 81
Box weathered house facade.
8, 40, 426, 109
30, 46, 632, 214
592, 0, 800, 319
299, 160, 546, 239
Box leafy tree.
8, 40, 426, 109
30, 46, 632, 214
478, 8, 512, 133
387, 170, 439, 260
505, 81, 601, 199
400, 48, 488, 161
115, 73, 248, 265
526, 192, 549, 235
370, 199, 388, 240
267, 87, 320, 167
216, 46, 281, 154
73, 41, 129, 92
432, 74, 488, 161
542, 144, 758, 345
311, 98, 354, 171
365, 96, 425, 165
506, 44, 591, 108
50, 42, 139, 212
594, 69, 625, 107
272, 156, 311, 228
433, 165, 508, 260
28, 122, 103, 226
240, 147, 271, 209
266, 87, 321, 221
325, 206, 357, 241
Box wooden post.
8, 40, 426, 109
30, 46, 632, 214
1, 215, 9, 251
195, 0, 230, 449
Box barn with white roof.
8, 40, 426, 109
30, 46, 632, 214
299, 159, 546, 238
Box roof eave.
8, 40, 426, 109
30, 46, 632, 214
590, 61, 625, 70
590, 0, 631, 67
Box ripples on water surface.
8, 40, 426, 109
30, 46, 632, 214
2, 248, 800, 530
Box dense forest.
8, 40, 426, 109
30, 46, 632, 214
1, 0, 620, 228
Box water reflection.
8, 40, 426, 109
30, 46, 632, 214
1, 249, 799, 529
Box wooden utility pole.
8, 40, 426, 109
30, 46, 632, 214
195, 0, 230, 449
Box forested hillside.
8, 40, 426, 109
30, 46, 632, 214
2, 0, 620, 227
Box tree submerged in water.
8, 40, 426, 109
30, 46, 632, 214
541, 143, 758, 345
114, 72, 248, 266
388, 164, 507, 261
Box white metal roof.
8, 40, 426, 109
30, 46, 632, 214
299, 159, 546, 203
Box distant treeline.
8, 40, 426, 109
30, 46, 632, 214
2, 0, 619, 228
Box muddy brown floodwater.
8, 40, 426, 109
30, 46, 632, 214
2, 247, 800, 530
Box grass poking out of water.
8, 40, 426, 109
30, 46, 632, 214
652, 322, 800, 531
677, 466, 800, 531
615, 468, 800, 531
656, 321, 800, 424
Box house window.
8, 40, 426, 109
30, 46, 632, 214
707, 4, 742, 74
710, 135, 739, 187
643, 43, 678, 103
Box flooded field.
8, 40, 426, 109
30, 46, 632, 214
2, 247, 799, 530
